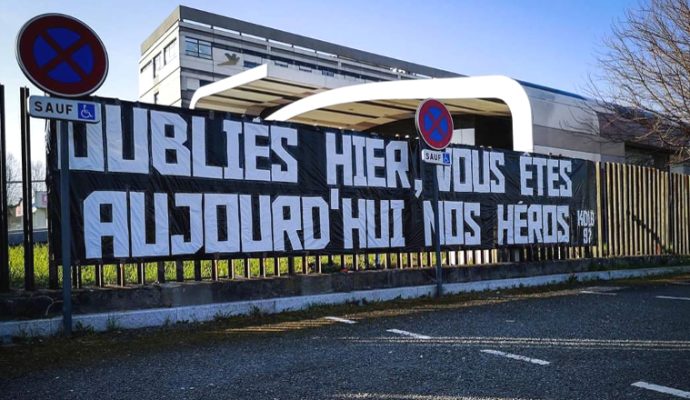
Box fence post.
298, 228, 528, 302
193, 259, 201, 281
228, 258, 235, 279
0, 84, 8, 292
667, 167, 673, 254
74, 263, 82, 289
288, 257, 295, 275
20, 87, 34, 290
157, 261, 165, 283
595, 162, 604, 258
211, 255, 219, 281
137, 261, 146, 284
259, 255, 266, 277
175, 259, 184, 282
47, 120, 58, 289
116, 262, 125, 286
94, 263, 103, 287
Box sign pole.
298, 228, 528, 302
59, 120, 72, 335
416, 98, 454, 299
16, 12, 109, 334
430, 146, 443, 298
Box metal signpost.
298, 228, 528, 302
415, 99, 454, 297
16, 13, 109, 335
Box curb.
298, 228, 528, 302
2, 265, 688, 338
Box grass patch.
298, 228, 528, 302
9, 245, 50, 288
6, 247, 401, 289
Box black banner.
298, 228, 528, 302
48, 98, 598, 263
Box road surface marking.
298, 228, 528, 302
583, 286, 623, 292
324, 316, 357, 324
656, 296, 690, 301
480, 349, 550, 365
631, 381, 690, 398
580, 290, 617, 296
386, 329, 432, 340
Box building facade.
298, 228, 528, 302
139, 6, 675, 167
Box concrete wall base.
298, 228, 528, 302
2, 265, 688, 339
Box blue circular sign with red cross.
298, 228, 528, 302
16, 14, 108, 98
415, 99, 454, 150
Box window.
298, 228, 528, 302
140, 61, 152, 78
164, 40, 177, 64
243, 60, 260, 69
184, 37, 212, 59
199, 79, 213, 87
153, 53, 163, 77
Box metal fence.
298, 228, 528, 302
1, 84, 689, 292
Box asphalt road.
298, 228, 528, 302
2, 277, 690, 400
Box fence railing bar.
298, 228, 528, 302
95, 263, 103, 287
0, 84, 8, 293
595, 162, 603, 257
116, 262, 124, 286
19, 87, 34, 291
640, 166, 646, 254
175, 259, 183, 282
632, 166, 638, 255
680, 176, 690, 255
607, 163, 615, 256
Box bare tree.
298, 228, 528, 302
31, 160, 46, 194
591, 0, 690, 162
5, 153, 21, 206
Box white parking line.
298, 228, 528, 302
656, 296, 690, 301
631, 381, 690, 398
324, 316, 357, 324
386, 329, 432, 340
580, 290, 618, 296
480, 349, 551, 366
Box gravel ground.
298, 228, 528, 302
1, 277, 689, 400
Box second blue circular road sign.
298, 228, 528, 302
415, 98, 454, 150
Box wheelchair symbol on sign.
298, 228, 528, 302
78, 103, 95, 121
442, 152, 451, 165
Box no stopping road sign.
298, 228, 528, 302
415, 98, 454, 150
16, 13, 108, 97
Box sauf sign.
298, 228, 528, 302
47, 97, 598, 264
29, 96, 100, 123
421, 149, 451, 166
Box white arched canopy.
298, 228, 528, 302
266, 75, 534, 152
190, 64, 272, 114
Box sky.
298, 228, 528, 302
0, 0, 640, 161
